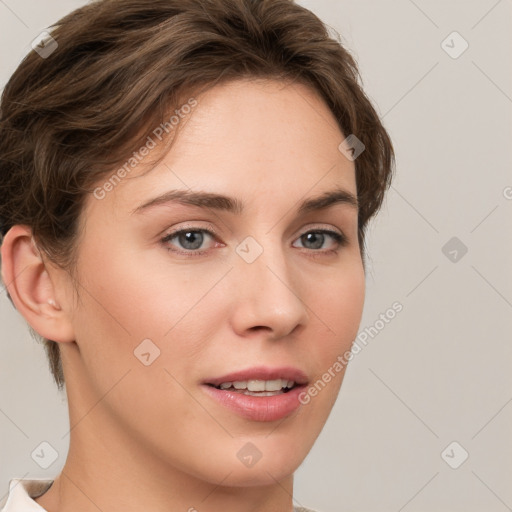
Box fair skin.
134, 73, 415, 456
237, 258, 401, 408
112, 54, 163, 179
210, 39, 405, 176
1, 79, 365, 512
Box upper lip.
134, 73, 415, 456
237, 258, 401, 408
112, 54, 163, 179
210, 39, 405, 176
203, 366, 309, 387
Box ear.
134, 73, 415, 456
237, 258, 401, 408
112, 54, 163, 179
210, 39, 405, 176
0, 225, 75, 343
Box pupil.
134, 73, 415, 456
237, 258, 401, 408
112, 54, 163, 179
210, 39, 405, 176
180, 231, 203, 250
303, 232, 324, 250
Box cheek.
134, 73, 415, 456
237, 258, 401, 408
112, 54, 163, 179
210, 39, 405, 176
76, 240, 196, 336
287, 262, 365, 447
313, 261, 365, 352
301, 260, 365, 409
69, 248, 213, 428
72, 241, 221, 383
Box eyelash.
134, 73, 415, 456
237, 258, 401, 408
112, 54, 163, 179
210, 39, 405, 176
161, 226, 348, 257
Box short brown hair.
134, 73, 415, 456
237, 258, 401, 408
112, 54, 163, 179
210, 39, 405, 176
0, 0, 395, 390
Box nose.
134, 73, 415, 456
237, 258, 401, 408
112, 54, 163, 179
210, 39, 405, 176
228, 238, 310, 340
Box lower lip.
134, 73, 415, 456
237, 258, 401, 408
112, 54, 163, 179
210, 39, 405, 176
201, 384, 306, 422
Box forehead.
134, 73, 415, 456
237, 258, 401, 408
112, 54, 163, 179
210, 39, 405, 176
85, 78, 356, 220
172, 78, 346, 160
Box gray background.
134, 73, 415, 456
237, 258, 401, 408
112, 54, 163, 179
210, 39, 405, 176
1, 1, 511, 511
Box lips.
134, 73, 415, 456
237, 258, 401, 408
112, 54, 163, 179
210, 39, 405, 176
201, 366, 309, 422
202, 366, 309, 388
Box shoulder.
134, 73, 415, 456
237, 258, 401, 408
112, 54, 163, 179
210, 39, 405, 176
0, 478, 53, 511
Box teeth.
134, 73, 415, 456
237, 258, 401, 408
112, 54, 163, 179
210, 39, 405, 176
248, 379, 267, 391
216, 379, 295, 391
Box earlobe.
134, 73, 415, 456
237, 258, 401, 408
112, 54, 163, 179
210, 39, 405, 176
0, 225, 75, 343
47, 298, 62, 310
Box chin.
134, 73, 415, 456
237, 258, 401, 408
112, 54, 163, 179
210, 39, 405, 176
229, 438, 310, 485
184, 436, 310, 487
219, 461, 299, 487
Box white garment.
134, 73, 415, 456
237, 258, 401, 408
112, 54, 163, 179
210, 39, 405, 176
0, 479, 318, 512
0, 479, 52, 511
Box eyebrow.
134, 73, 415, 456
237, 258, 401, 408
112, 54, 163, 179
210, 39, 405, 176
131, 186, 358, 216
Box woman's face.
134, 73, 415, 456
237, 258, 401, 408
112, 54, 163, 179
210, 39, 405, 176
63, 78, 365, 485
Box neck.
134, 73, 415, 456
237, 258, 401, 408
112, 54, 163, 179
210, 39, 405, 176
36, 421, 295, 512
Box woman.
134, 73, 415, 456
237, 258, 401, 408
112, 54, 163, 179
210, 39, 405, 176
0, 1, 394, 511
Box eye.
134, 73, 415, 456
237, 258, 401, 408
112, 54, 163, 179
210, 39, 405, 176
161, 226, 348, 257
292, 229, 347, 253
161, 228, 218, 255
